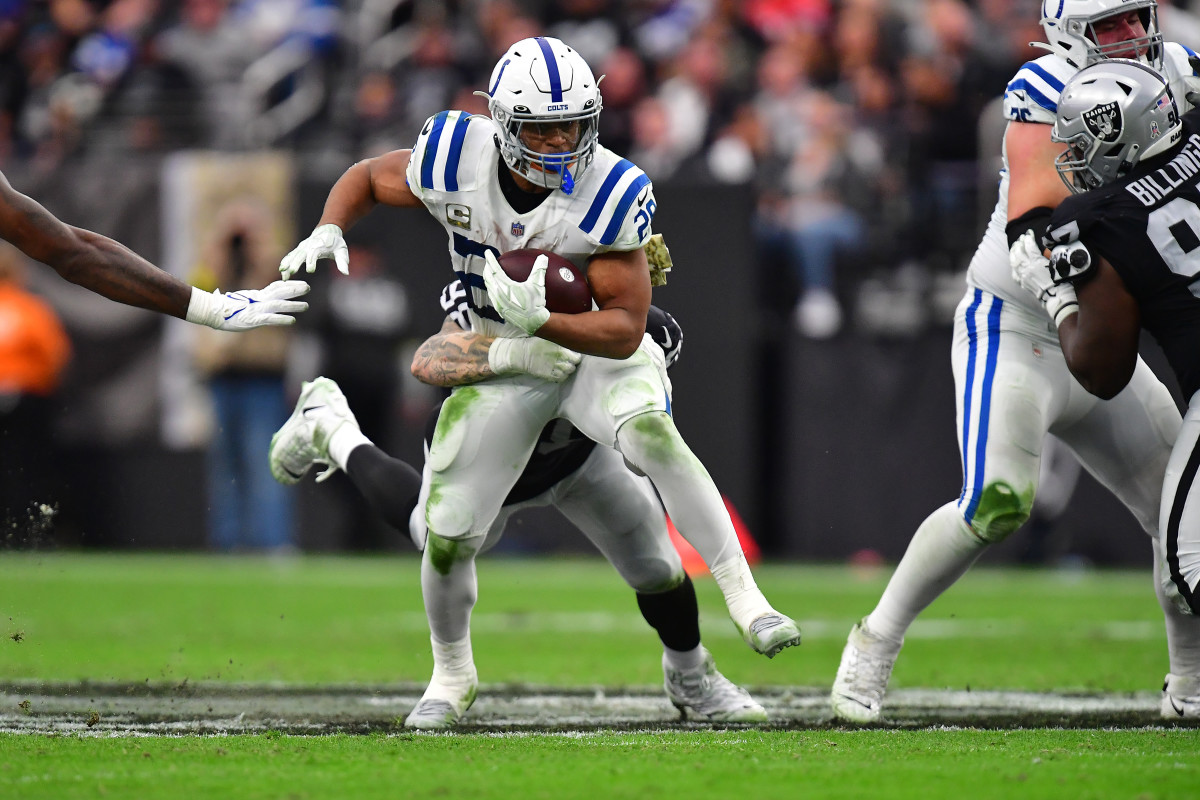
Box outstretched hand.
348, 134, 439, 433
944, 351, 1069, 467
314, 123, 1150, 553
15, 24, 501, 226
279, 224, 349, 279
187, 280, 311, 330
482, 250, 551, 334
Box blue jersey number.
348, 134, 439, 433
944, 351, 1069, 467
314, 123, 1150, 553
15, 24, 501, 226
635, 199, 657, 242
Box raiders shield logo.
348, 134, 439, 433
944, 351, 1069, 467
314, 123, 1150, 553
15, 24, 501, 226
1083, 101, 1122, 142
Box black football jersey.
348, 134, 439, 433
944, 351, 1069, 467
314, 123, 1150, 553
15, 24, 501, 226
1047, 111, 1200, 399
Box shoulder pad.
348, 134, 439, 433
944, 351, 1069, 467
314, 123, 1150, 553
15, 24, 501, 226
574, 149, 656, 248
408, 111, 491, 194
1163, 42, 1200, 113
1003, 56, 1072, 125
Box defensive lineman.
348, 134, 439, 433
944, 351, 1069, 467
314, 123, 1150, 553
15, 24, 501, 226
271, 283, 768, 724
1014, 60, 1200, 712
277, 37, 799, 729
832, 0, 1200, 722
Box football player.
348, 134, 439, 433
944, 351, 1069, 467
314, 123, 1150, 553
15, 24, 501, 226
274, 37, 800, 729
832, 0, 1200, 723
0, 170, 308, 330
271, 282, 768, 724
1015, 60, 1200, 714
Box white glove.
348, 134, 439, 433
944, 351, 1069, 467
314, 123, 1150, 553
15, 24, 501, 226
1009, 230, 1078, 327
186, 280, 310, 330
487, 337, 581, 383
279, 223, 349, 279
482, 250, 551, 334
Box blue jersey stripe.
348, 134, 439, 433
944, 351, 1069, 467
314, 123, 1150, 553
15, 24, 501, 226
452, 232, 500, 265
444, 113, 471, 192
421, 111, 450, 189
599, 173, 651, 245
536, 37, 563, 102
963, 294, 1004, 522
1005, 78, 1057, 114
581, 160, 635, 234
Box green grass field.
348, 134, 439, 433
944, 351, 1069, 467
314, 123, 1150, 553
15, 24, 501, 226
2, 552, 1198, 798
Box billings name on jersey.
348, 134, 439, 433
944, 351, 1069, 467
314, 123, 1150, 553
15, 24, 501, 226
1124, 133, 1200, 206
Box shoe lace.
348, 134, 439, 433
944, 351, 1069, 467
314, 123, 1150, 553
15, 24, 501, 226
670, 665, 748, 713
842, 638, 896, 697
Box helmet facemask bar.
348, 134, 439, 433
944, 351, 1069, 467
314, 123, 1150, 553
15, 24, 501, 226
1076, 5, 1163, 68
1054, 133, 1106, 193
1040, 0, 1164, 70
495, 102, 601, 192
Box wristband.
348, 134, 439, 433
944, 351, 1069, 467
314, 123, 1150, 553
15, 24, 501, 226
185, 286, 221, 329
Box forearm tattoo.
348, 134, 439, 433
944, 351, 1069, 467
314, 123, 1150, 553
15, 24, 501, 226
412, 329, 496, 387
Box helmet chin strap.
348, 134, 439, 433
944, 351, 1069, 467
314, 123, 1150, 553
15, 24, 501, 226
561, 164, 575, 195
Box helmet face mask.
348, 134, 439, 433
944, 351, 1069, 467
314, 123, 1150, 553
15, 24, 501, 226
483, 37, 602, 194
1051, 59, 1182, 193
1040, 0, 1163, 70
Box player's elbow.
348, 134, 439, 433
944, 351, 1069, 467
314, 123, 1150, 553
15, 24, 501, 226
1072, 362, 1133, 400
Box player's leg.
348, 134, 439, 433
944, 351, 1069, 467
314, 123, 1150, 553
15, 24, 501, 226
833, 292, 1056, 722
551, 446, 766, 722
561, 341, 801, 658
407, 379, 551, 729
1054, 358, 1200, 719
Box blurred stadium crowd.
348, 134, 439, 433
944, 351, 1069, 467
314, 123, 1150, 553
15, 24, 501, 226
0, 0, 1112, 330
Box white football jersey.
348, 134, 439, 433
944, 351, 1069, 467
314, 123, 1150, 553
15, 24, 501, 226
966, 42, 1199, 315
406, 109, 657, 338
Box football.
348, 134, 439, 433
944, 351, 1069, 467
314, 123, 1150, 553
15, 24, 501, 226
496, 248, 593, 314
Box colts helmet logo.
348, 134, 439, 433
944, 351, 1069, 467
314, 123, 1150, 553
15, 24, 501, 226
1083, 101, 1122, 142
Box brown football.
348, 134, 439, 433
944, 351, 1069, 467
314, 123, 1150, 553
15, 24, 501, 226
496, 248, 593, 314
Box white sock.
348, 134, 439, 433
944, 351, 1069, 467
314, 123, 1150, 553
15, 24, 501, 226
430, 632, 475, 678
328, 424, 372, 471
710, 552, 772, 628
866, 501, 987, 644
664, 645, 707, 672
1155, 537, 1200, 678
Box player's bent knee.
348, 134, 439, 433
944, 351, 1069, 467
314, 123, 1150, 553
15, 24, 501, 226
617, 412, 687, 468
425, 481, 477, 541
623, 559, 686, 594
967, 480, 1034, 543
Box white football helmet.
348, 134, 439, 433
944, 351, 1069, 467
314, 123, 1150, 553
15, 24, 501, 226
1052, 59, 1181, 192
479, 36, 602, 194
1039, 0, 1163, 70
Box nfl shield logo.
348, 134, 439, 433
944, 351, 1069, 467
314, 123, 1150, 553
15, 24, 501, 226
511, 222, 525, 236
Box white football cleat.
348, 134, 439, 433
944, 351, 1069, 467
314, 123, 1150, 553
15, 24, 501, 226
664, 648, 768, 723
740, 612, 802, 658
268, 377, 358, 485
1161, 673, 1200, 720
830, 617, 903, 723
404, 665, 479, 730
